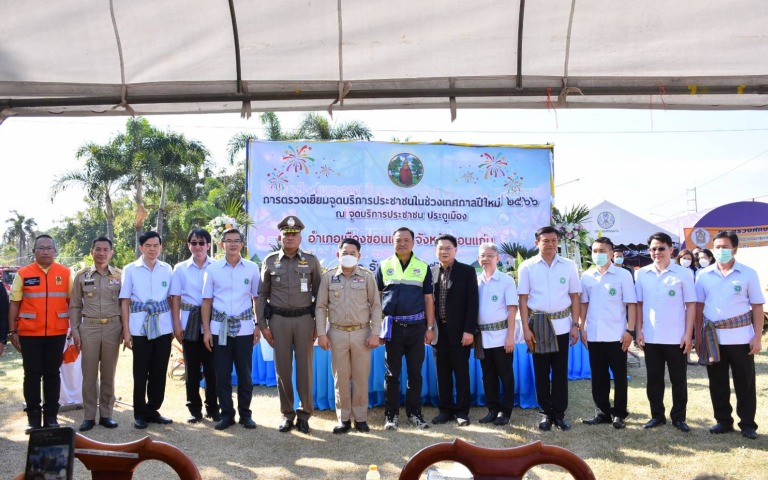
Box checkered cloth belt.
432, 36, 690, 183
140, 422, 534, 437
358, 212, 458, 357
130, 299, 170, 340
532, 306, 572, 321
380, 312, 426, 341
180, 302, 198, 311
698, 311, 753, 366
528, 310, 565, 354
213, 307, 254, 346
479, 319, 508, 332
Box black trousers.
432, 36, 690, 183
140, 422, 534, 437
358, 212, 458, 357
706, 343, 757, 431
183, 337, 218, 416
587, 341, 628, 419
644, 343, 687, 422
132, 334, 172, 420
480, 346, 515, 416
19, 335, 66, 414
213, 334, 254, 419
433, 341, 471, 418
532, 333, 569, 419
384, 323, 426, 417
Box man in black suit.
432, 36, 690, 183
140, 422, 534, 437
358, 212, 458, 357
431, 234, 479, 426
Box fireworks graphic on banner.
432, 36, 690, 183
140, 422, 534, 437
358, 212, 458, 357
267, 169, 288, 191
282, 145, 315, 174
504, 173, 524, 195
460, 171, 476, 183
318, 164, 335, 177
478, 152, 508, 178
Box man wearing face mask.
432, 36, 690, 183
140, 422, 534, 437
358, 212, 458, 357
695, 231, 765, 440
315, 238, 382, 433
579, 237, 637, 429
635, 232, 696, 432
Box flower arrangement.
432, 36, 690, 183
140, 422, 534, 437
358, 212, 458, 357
554, 222, 589, 244
207, 215, 239, 244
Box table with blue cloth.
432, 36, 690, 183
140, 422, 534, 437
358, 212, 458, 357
244, 341, 592, 411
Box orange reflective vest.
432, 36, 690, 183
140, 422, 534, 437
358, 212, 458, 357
16, 262, 71, 336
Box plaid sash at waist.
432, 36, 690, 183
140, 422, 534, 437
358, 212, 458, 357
698, 311, 753, 366
528, 312, 559, 354
180, 302, 198, 311
213, 307, 255, 346
130, 299, 170, 340
531, 306, 572, 320
479, 319, 508, 332
379, 312, 426, 341
183, 304, 202, 342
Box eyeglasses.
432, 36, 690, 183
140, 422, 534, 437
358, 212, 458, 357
222, 239, 243, 244
649, 247, 668, 252
188, 241, 208, 246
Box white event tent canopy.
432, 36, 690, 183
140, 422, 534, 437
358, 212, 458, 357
584, 201, 679, 248
2, 0, 768, 121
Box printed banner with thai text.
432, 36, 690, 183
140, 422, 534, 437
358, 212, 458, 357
247, 141, 553, 270
685, 226, 768, 249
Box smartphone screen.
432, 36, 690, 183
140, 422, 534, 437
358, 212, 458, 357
25, 426, 75, 480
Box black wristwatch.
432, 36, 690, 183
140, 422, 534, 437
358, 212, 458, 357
625, 328, 635, 339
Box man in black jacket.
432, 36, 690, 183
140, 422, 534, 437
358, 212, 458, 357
430, 234, 479, 426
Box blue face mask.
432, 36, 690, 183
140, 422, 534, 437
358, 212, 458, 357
592, 252, 609, 267
614, 257, 624, 265
713, 248, 733, 263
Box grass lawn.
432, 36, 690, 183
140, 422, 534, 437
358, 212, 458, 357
1, 336, 767, 479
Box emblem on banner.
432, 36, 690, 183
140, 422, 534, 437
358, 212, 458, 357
387, 153, 424, 188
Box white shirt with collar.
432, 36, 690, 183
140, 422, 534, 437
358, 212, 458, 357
119, 257, 174, 336
202, 257, 260, 337
477, 269, 519, 348
580, 263, 637, 342
635, 262, 695, 344
517, 254, 581, 335
695, 260, 765, 345
169, 256, 213, 330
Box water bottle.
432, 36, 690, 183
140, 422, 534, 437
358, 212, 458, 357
366, 464, 381, 480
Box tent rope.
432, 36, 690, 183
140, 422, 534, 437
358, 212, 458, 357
108, 0, 134, 116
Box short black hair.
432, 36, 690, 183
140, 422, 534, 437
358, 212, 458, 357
339, 237, 361, 251
91, 236, 113, 249
34, 234, 56, 249
592, 237, 614, 250
647, 232, 673, 247
535, 226, 559, 240
434, 234, 457, 248
713, 230, 739, 248
222, 228, 244, 242
187, 228, 212, 244
700, 248, 714, 260
139, 231, 162, 246
393, 227, 415, 240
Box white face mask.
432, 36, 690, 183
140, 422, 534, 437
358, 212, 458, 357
699, 258, 710, 268
340, 255, 358, 268
680, 258, 692, 268
592, 252, 609, 267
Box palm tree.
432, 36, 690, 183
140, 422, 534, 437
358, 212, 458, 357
4, 210, 37, 261
50, 142, 125, 240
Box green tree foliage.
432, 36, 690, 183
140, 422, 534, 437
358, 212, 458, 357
3, 210, 38, 261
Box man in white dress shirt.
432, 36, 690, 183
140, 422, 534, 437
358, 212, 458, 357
119, 231, 174, 429
202, 228, 261, 430
476, 243, 518, 426
579, 237, 637, 429
635, 232, 695, 433
170, 228, 220, 424
695, 231, 764, 440
518, 226, 581, 431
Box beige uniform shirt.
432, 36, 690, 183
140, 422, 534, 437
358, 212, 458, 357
258, 249, 322, 322
316, 266, 383, 335
70, 265, 122, 324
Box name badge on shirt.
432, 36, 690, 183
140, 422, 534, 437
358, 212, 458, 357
84, 280, 95, 286
300, 277, 309, 293
24, 277, 41, 287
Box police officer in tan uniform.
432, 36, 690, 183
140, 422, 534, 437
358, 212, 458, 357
70, 236, 122, 431
316, 238, 382, 434
258, 216, 321, 434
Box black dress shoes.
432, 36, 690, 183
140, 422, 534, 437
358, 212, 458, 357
206, 411, 222, 422
79, 419, 96, 432
431, 412, 455, 424
99, 417, 118, 429
493, 415, 510, 426
582, 414, 612, 426
354, 421, 370, 432
538, 416, 553, 431
643, 418, 666, 429
187, 414, 203, 424
672, 420, 691, 432
149, 414, 173, 425
239, 417, 257, 429
215, 417, 236, 431
742, 429, 758, 440
612, 416, 626, 429
296, 418, 311, 434
553, 418, 571, 431
134, 418, 148, 429
333, 420, 352, 434
478, 411, 499, 424
278, 419, 294, 432
709, 423, 735, 434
